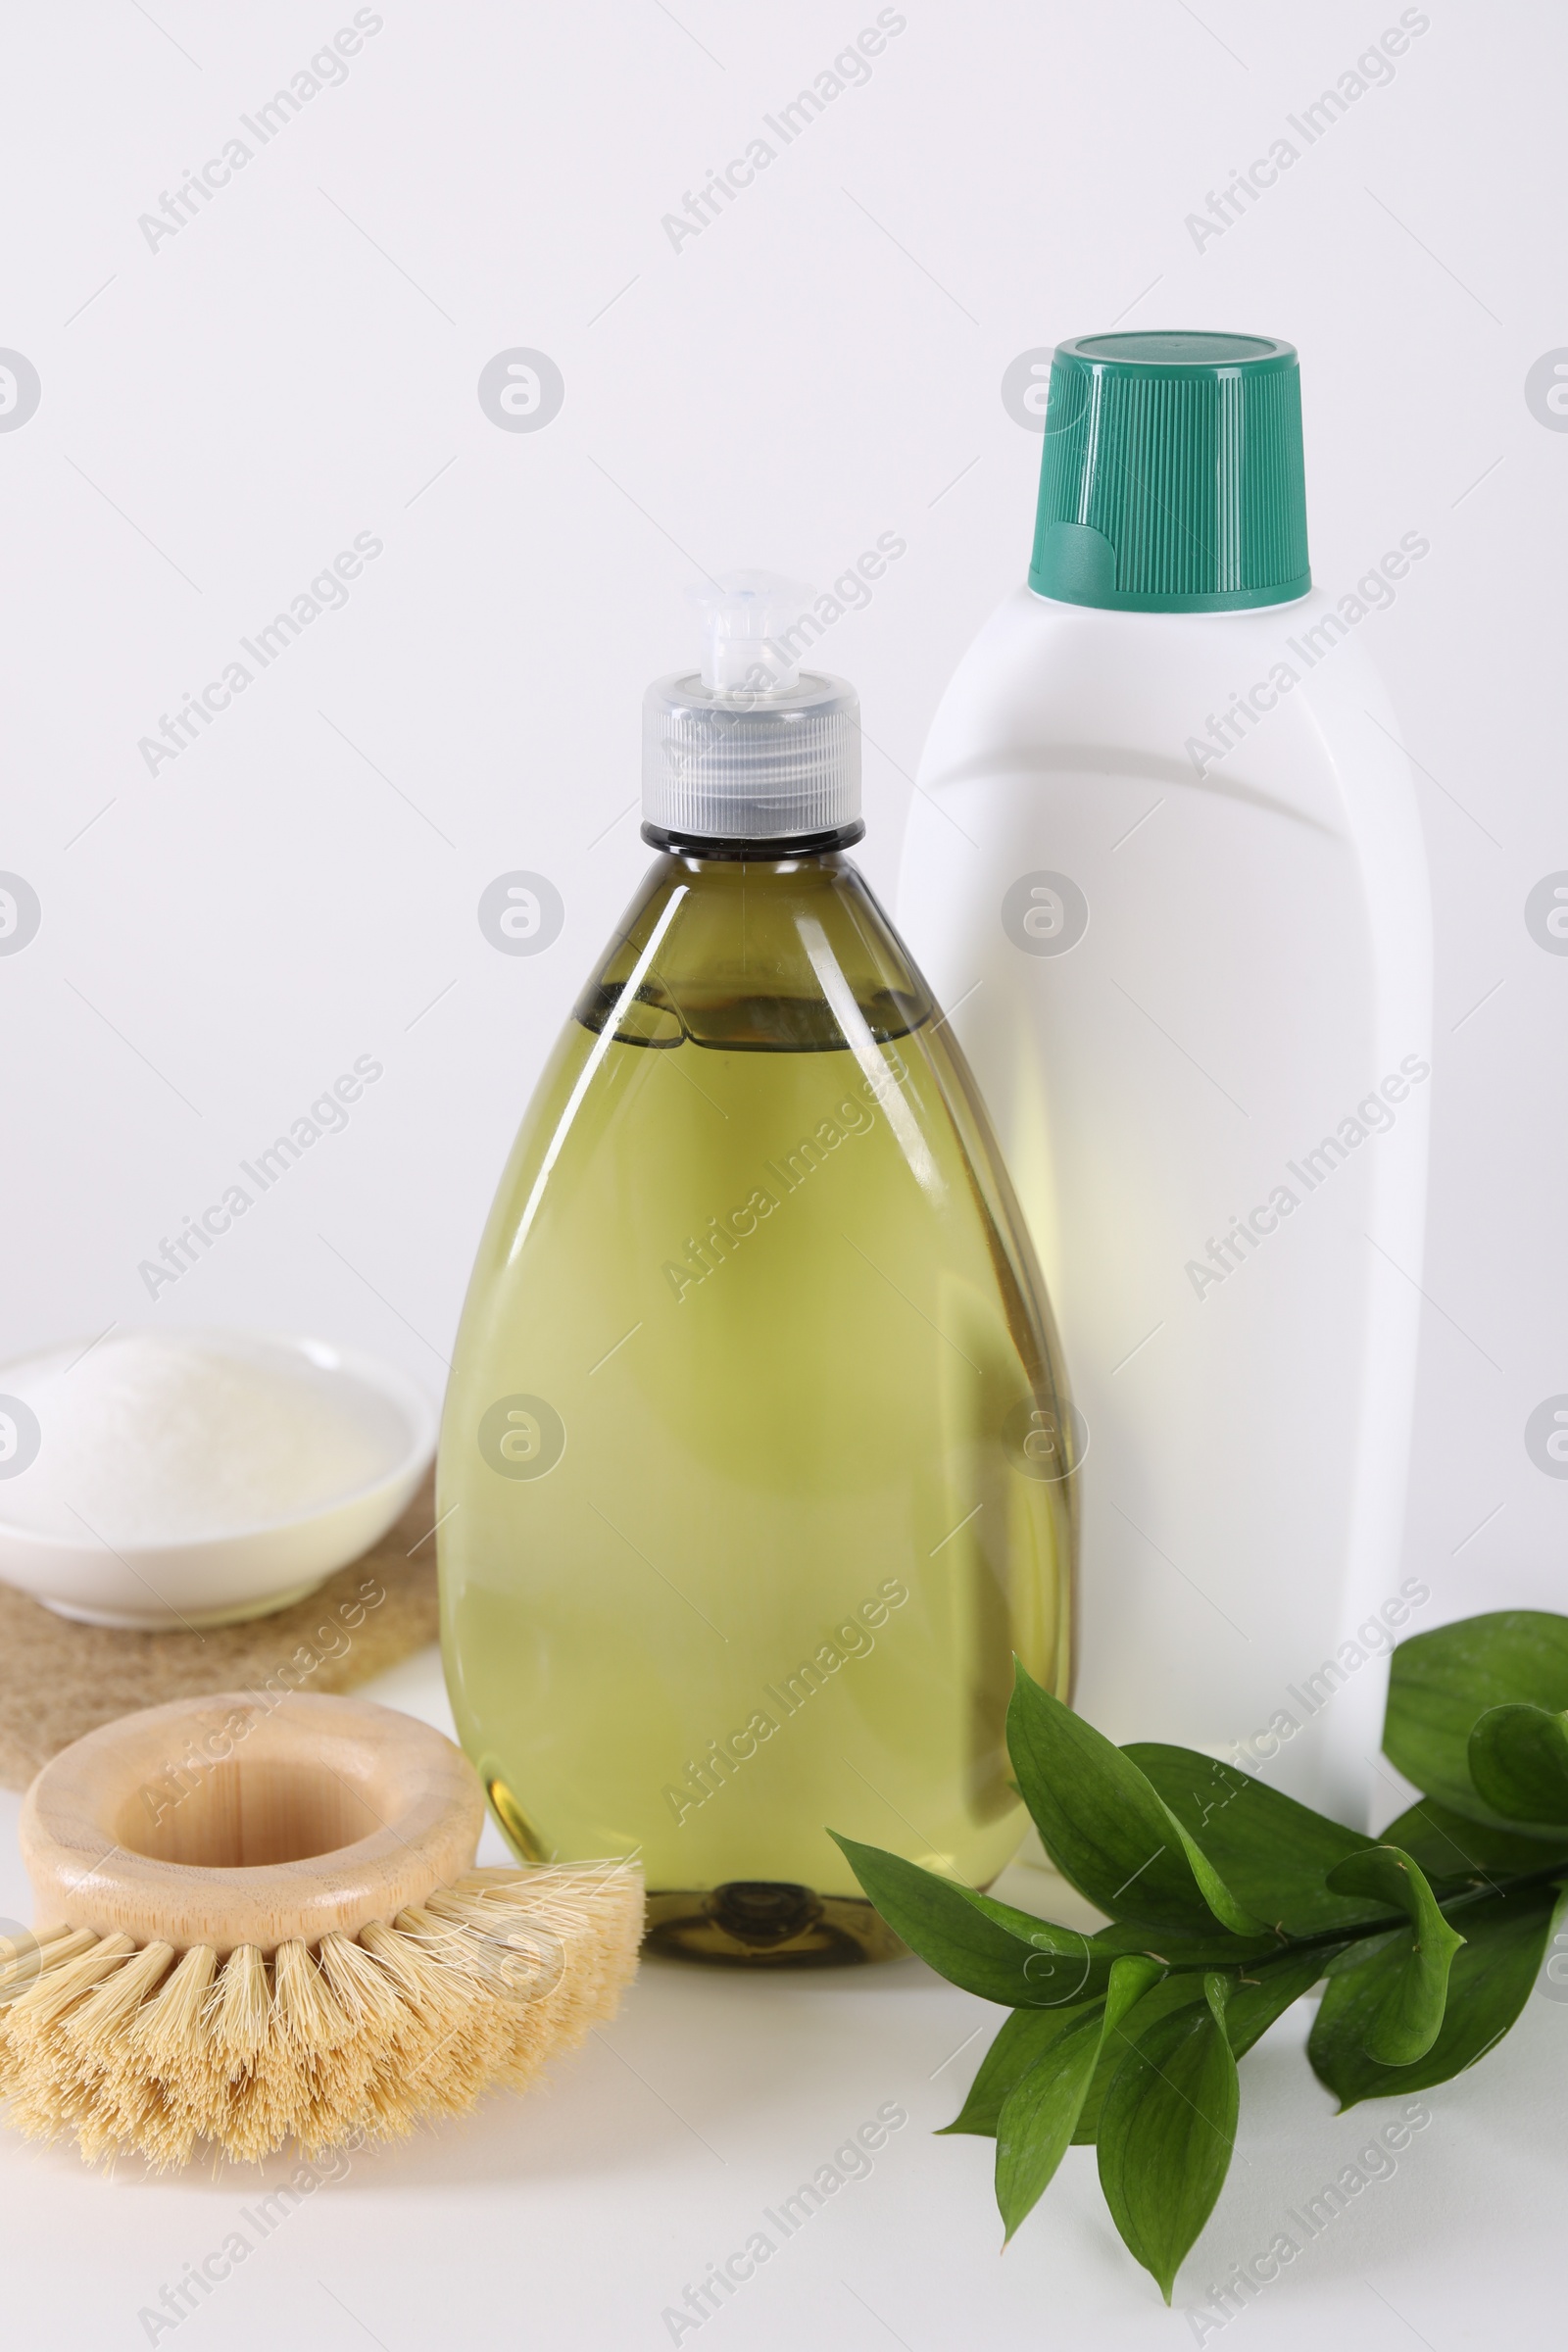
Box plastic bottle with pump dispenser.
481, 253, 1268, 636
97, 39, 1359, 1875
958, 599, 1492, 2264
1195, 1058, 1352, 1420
438, 574, 1077, 1963
897, 334, 1432, 1823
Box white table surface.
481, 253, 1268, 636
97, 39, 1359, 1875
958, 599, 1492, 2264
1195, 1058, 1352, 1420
1, 1645, 1554, 2351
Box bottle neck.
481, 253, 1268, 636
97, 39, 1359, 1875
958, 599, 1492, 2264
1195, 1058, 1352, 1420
640, 820, 865, 862
577, 826, 931, 1054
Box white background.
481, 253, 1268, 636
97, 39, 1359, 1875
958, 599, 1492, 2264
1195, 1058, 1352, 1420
1, 0, 1564, 2342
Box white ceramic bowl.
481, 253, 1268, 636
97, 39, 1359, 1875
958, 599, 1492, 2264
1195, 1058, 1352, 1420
0, 1332, 436, 1630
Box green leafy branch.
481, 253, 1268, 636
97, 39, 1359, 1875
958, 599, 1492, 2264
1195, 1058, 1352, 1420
831, 1608, 1568, 2302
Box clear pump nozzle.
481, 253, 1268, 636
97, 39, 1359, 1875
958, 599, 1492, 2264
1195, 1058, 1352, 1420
689, 570, 814, 695
642, 568, 861, 848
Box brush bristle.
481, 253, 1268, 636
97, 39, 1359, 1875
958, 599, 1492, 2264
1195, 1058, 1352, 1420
0, 1862, 641, 2170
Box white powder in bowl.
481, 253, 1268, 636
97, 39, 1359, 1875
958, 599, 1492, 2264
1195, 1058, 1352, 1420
0, 1332, 398, 1545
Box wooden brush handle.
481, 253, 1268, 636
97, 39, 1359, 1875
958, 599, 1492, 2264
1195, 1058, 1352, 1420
19, 1690, 486, 1953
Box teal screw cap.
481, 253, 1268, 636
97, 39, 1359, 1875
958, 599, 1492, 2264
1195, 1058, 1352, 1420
1028, 331, 1310, 612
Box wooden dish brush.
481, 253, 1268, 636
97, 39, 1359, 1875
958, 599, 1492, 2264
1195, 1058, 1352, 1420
0, 1690, 641, 2169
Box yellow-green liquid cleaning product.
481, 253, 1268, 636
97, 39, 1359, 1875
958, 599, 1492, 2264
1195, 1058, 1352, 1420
438, 572, 1077, 1963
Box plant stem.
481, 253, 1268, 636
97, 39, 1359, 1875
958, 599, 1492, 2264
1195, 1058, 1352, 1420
1177, 1859, 1568, 1973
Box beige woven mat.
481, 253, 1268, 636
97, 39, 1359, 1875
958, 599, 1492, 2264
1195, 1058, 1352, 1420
0, 1471, 440, 1790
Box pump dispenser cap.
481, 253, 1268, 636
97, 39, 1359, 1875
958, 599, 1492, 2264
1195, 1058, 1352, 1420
1029, 332, 1311, 613
643, 571, 861, 845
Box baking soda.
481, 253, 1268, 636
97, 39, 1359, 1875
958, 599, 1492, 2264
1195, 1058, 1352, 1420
0, 1332, 390, 1544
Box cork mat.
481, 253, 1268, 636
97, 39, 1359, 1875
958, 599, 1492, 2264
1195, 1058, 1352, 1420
0, 1471, 441, 1791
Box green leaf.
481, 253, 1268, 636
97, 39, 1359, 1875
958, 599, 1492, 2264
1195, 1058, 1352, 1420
1385, 1609, 1568, 1828
828, 1833, 1114, 2008
1073, 1945, 1332, 2149
1309, 1883, 1558, 2108
1007, 1664, 1265, 1937
952, 1949, 1314, 2168
1072, 1973, 1212, 2145
1468, 1703, 1568, 1825
1096, 1974, 1240, 2304
940, 2001, 1102, 2136
1320, 1846, 1465, 2063
994, 2009, 1105, 2236
959, 1885, 1118, 2006
1224, 1945, 1342, 2055
1377, 1796, 1568, 1884
995, 1958, 1161, 2242
1125, 1744, 1384, 1936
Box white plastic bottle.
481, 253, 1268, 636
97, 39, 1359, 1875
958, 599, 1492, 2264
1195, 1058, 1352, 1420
898, 333, 1431, 1823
